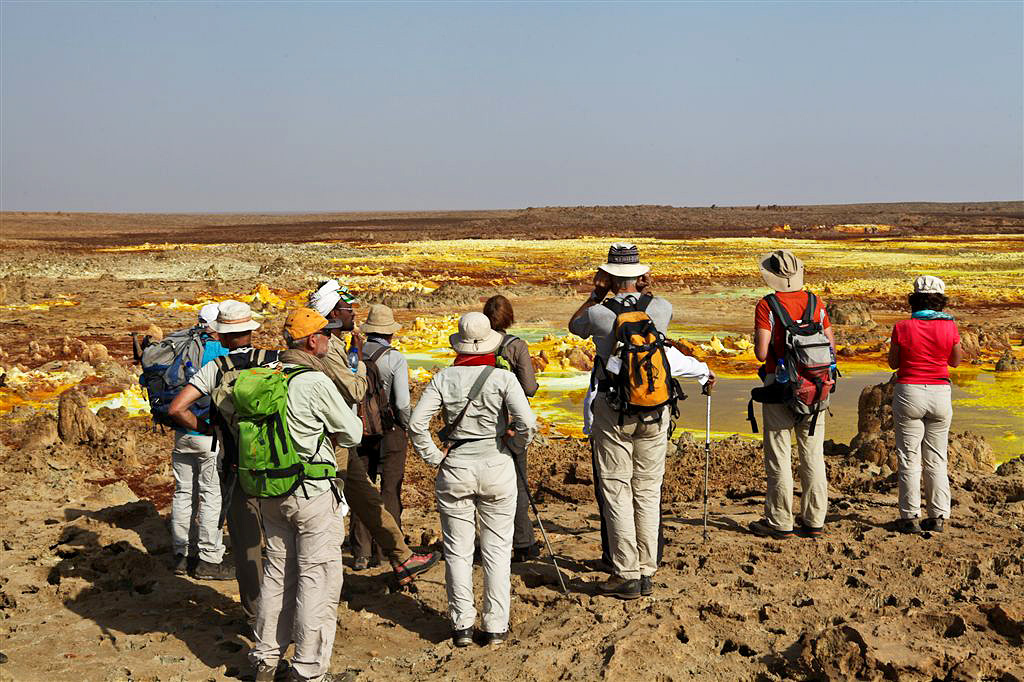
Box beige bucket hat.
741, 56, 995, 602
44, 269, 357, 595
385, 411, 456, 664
361, 304, 402, 335
758, 250, 804, 293
598, 242, 651, 278
210, 299, 261, 333
449, 312, 502, 355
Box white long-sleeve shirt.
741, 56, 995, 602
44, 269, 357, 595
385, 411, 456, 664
409, 365, 537, 467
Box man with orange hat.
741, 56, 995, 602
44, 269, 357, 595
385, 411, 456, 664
248, 307, 363, 682
307, 281, 440, 585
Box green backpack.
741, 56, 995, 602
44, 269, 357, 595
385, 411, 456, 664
232, 366, 336, 498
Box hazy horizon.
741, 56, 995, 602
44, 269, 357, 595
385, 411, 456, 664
2, 2, 1022, 212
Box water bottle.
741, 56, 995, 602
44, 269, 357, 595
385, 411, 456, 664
347, 339, 360, 373
775, 357, 789, 384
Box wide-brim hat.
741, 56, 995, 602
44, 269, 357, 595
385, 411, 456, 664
361, 304, 402, 335
449, 311, 503, 355
598, 242, 651, 278
210, 299, 261, 333
758, 250, 804, 293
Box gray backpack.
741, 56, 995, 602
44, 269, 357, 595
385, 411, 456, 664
139, 326, 207, 427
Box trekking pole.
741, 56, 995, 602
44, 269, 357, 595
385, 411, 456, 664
703, 389, 712, 543
511, 452, 570, 596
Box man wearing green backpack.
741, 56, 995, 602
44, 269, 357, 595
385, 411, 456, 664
241, 307, 364, 682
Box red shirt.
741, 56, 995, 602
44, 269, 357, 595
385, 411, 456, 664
891, 318, 960, 384
754, 290, 831, 372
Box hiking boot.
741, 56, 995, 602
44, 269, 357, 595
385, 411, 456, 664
596, 575, 641, 600
639, 575, 653, 597
896, 518, 922, 534
483, 630, 508, 647
172, 553, 188, 576
253, 660, 289, 682
511, 543, 541, 563
748, 519, 793, 540
452, 628, 473, 648
193, 559, 234, 581
921, 517, 945, 533
352, 556, 370, 571
392, 551, 441, 586
795, 516, 824, 539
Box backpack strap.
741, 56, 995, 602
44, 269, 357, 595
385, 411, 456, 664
367, 346, 392, 364
635, 293, 653, 313
802, 292, 817, 324
765, 293, 797, 332
497, 334, 518, 356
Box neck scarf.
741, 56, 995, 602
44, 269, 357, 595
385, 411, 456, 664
454, 353, 496, 367
912, 310, 954, 321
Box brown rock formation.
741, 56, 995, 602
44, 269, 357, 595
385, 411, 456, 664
57, 389, 106, 444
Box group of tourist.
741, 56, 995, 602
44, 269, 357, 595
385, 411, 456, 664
154, 243, 962, 680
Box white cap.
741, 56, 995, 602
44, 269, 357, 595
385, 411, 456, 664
198, 303, 221, 329
913, 275, 945, 295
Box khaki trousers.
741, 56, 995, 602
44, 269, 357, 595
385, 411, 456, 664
435, 454, 516, 633
337, 446, 411, 563
351, 427, 408, 561
590, 395, 669, 580
223, 476, 263, 629
251, 488, 345, 682
892, 383, 953, 520
762, 394, 827, 531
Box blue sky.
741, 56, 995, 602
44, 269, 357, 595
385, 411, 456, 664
1, 1, 1021, 211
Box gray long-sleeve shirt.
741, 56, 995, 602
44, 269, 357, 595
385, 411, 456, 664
363, 336, 412, 428
408, 365, 538, 467
568, 293, 673, 378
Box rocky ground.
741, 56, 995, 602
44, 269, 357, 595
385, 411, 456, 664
1, 371, 1022, 681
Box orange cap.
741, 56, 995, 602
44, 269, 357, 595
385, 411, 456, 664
284, 307, 337, 340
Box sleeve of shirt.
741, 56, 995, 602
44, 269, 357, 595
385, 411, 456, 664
312, 376, 363, 449
503, 374, 537, 454
408, 376, 445, 466
568, 308, 594, 339
391, 352, 412, 428
754, 298, 772, 331
188, 361, 219, 396
949, 321, 961, 345
819, 301, 831, 329
510, 338, 539, 398
666, 346, 710, 384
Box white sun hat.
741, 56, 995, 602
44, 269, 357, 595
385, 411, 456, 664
449, 312, 503, 355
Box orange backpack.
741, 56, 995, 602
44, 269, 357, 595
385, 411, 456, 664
603, 294, 684, 421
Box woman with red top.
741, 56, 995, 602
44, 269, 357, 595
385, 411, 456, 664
887, 276, 963, 534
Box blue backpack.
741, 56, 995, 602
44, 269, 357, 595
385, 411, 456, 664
139, 326, 216, 427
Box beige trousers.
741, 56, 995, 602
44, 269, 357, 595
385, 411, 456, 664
762, 391, 827, 531
435, 453, 516, 633
590, 395, 669, 580
250, 488, 345, 682
892, 383, 953, 520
